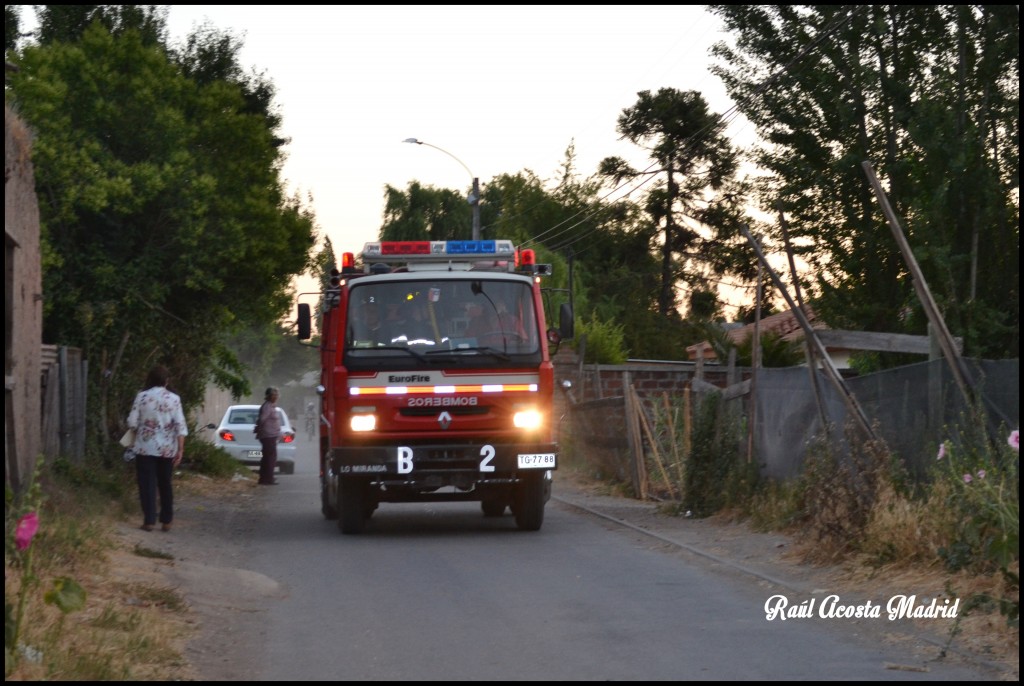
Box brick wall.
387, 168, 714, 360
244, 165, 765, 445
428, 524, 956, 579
552, 350, 741, 406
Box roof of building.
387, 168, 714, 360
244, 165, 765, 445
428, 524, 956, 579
686, 304, 825, 361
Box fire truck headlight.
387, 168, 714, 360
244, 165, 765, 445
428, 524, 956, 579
513, 409, 543, 430
350, 414, 377, 432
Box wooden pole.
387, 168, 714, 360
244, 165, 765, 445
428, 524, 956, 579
740, 224, 878, 442
623, 375, 647, 499
635, 386, 677, 500
861, 161, 973, 404
663, 392, 683, 500
748, 254, 761, 463
778, 201, 829, 432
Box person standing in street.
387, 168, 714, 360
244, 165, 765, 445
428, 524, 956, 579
127, 364, 187, 532
255, 387, 282, 485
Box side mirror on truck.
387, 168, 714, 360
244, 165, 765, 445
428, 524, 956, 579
547, 303, 574, 347
559, 302, 574, 341
297, 303, 312, 340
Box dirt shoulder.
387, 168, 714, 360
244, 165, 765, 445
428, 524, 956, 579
111, 470, 1018, 681
107, 473, 268, 681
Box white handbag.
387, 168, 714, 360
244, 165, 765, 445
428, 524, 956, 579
121, 428, 138, 462
119, 428, 137, 448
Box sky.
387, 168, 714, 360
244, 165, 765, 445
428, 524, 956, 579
17, 5, 756, 304
157, 5, 753, 293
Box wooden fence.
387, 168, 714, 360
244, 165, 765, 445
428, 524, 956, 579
40, 345, 88, 463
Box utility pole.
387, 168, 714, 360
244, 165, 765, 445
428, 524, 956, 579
404, 138, 481, 240
470, 176, 481, 240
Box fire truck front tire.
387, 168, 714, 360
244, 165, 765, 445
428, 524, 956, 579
321, 480, 338, 520
513, 473, 546, 531
339, 479, 369, 534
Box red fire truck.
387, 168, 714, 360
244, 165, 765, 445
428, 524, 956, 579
297, 239, 572, 534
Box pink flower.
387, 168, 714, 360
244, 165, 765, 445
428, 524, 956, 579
1009, 430, 1019, 451
15, 512, 39, 551
936, 442, 947, 460
962, 473, 972, 484
976, 469, 986, 479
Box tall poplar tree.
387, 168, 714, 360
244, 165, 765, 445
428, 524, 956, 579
709, 5, 1019, 360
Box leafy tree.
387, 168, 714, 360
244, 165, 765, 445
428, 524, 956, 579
305, 234, 338, 337
380, 181, 474, 241
173, 21, 285, 147
710, 5, 1019, 360
35, 4, 168, 46
375, 143, 697, 360
503, 145, 680, 359
311, 234, 338, 289
7, 17, 315, 447
735, 330, 803, 368
696, 321, 801, 368
5, 5, 21, 51
598, 88, 750, 319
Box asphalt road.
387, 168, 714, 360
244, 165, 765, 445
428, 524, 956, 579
156, 437, 1010, 681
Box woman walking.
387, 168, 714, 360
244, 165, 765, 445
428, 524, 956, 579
127, 365, 187, 531
256, 387, 281, 485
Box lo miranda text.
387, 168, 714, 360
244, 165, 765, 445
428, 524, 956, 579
764, 594, 959, 621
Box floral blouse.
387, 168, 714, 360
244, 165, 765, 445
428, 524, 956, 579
127, 386, 188, 458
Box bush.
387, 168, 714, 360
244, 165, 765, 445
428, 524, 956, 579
932, 427, 1019, 575
574, 312, 626, 364
183, 436, 245, 478
796, 425, 896, 562
682, 392, 749, 517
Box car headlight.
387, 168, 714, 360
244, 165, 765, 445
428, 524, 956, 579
350, 414, 376, 432
512, 409, 543, 430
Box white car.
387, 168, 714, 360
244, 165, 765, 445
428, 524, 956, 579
212, 404, 296, 475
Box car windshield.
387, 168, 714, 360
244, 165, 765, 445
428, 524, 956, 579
344, 278, 540, 370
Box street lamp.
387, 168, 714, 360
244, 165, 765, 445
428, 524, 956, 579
403, 137, 481, 240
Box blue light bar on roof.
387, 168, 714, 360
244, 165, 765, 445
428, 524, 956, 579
362, 240, 516, 262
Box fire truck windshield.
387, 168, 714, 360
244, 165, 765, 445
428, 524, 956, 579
344, 278, 541, 370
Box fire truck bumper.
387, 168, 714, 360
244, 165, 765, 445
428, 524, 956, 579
331, 442, 558, 476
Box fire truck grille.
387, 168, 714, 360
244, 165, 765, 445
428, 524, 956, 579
420, 447, 477, 470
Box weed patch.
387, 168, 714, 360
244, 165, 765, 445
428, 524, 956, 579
5, 458, 199, 680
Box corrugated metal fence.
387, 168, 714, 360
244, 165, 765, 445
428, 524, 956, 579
559, 357, 1019, 494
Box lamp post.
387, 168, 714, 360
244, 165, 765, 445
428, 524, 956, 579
403, 137, 481, 240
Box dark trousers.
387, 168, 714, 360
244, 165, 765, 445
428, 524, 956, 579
258, 437, 278, 484
136, 454, 174, 525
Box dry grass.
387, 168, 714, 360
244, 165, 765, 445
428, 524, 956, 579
2, 469, 236, 681
859, 479, 958, 564
828, 554, 1020, 673
5, 544, 197, 681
